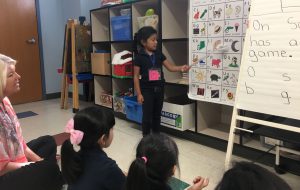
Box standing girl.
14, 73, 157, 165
133, 26, 190, 136
125, 134, 209, 190
61, 106, 126, 190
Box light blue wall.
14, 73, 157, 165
80, 0, 101, 23
39, 0, 64, 94
39, 0, 101, 95
62, 0, 81, 23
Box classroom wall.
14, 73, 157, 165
62, 0, 82, 23
38, 0, 65, 94
80, 0, 101, 23
39, 0, 101, 95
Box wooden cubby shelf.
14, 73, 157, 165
91, 9, 110, 42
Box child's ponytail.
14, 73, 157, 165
61, 139, 83, 184
126, 157, 149, 190
133, 32, 140, 54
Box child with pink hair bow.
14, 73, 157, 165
65, 118, 84, 146
61, 106, 125, 190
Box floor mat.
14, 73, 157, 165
16, 111, 38, 119
168, 177, 190, 190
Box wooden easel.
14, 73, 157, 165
225, 108, 300, 171
60, 19, 79, 113
225, 0, 300, 172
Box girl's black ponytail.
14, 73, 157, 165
61, 140, 83, 184
126, 158, 149, 190
133, 32, 139, 54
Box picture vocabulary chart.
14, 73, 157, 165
234, 0, 300, 120
189, 0, 251, 105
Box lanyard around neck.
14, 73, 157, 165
150, 54, 155, 67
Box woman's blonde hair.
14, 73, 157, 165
0, 54, 17, 98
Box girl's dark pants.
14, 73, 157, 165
141, 86, 164, 136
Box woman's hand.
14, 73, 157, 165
137, 94, 144, 104
181, 65, 191, 72
25, 146, 43, 162
187, 176, 209, 190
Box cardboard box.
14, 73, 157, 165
91, 53, 111, 75
161, 95, 195, 131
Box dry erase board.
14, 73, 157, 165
235, 0, 300, 120
188, 0, 251, 105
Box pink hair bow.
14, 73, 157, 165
65, 118, 84, 145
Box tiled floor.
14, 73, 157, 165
14, 99, 300, 190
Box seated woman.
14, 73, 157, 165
0, 54, 63, 190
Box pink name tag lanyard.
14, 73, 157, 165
148, 53, 161, 81
149, 69, 161, 81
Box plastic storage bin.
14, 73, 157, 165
161, 95, 195, 131
124, 96, 142, 123
111, 16, 132, 41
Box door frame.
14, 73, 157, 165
35, 0, 47, 100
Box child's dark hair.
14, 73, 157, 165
126, 134, 179, 190
215, 161, 292, 190
61, 106, 115, 184
133, 26, 157, 54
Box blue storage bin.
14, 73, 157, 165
111, 16, 132, 41
124, 96, 142, 123
68, 73, 93, 81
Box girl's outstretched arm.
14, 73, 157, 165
163, 60, 191, 72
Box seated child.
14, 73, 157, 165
125, 134, 209, 190
215, 161, 292, 190
61, 107, 125, 190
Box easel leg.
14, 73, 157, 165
274, 140, 285, 174
225, 107, 238, 170
60, 76, 66, 109
71, 22, 79, 113
88, 80, 93, 101
276, 142, 280, 165
61, 24, 69, 109
225, 125, 236, 170
64, 76, 69, 109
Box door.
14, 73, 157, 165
0, 0, 43, 104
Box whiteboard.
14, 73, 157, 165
188, 0, 251, 106
235, 0, 300, 120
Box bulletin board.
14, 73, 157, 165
188, 0, 251, 105
234, 0, 300, 120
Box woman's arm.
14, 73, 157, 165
162, 60, 191, 72
24, 146, 43, 162
133, 66, 144, 104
